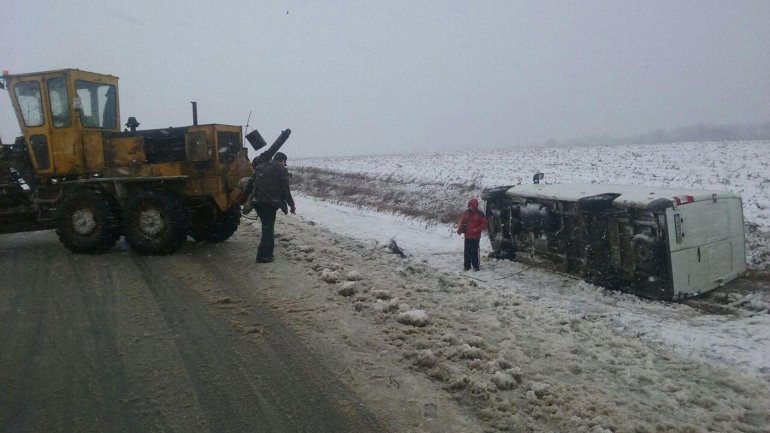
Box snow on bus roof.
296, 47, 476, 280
503, 183, 741, 208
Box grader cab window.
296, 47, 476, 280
47, 77, 71, 128
14, 81, 44, 127
74, 80, 117, 129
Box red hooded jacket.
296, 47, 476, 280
457, 198, 488, 240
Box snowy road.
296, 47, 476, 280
0, 229, 388, 433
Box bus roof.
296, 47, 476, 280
502, 183, 741, 208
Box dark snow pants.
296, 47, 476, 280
254, 202, 277, 262
463, 238, 480, 270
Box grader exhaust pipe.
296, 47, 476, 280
247, 128, 291, 166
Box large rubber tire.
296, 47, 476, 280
190, 204, 241, 243
56, 189, 121, 254
123, 190, 190, 255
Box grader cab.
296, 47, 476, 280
0, 68, 278, 255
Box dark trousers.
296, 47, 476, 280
464, 238, 480, 270
254, 202, 277, 261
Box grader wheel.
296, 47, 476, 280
123, 190, 190, 255
56, 189, 121, 254
190, 204, 241, 243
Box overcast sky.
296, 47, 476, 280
1, 0, 769, 157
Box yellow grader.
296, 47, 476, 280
0, 68, 283, 254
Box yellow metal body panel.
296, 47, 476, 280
104, 136, 146, 166
185, 129, 212, 161
49, 128, 83, 174
82, 131, 106, 171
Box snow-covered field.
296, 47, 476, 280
295, 140, 770, 269
287, 141, 770, 395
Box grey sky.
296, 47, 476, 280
1, 0, 769, 157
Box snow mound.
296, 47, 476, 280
298, 245, 314, 253
320, 269, 340, 283
415, 349, 437, 368
337, 281, 358, 296
372, 289, 392, 300
375, 298, 400, 313
345, 270, 364, 281
491, 371, 517, 390
397, 309, 430, 327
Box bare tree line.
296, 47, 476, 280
546, 121, 770, 148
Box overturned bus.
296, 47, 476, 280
482, 182, 746, 300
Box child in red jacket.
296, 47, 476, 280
457, 198, 488, 271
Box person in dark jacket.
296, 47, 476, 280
457, 198, 488, 271
250, 152, 295, 263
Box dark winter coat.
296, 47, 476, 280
248, 160, 295, 214
457, 209, 488, 240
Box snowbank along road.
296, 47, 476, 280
288, 195, 770, 433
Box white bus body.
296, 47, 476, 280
482, 183, 746, 300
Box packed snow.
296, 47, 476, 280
251, 202, 770, 432
268, 140, 770, 431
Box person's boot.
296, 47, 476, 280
256, 244, 268, 263
256, 243, 276, 263
263, 242, 275, 263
